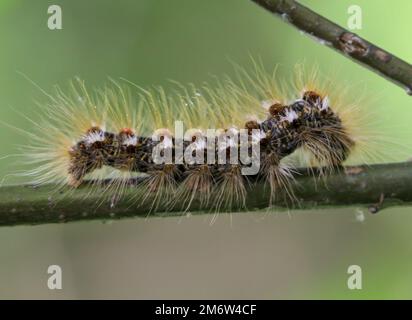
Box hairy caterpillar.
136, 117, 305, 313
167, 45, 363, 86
11, 63, 381, 213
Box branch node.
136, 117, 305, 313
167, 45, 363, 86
338, 32, 368, 57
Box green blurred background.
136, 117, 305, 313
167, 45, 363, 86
1, 0, 412, 299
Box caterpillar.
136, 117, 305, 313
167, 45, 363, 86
14, 62, 380, 213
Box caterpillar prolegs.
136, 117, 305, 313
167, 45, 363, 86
22, 65, 371, 212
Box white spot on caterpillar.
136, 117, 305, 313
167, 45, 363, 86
122, 135, 138, 146
83, 130, 105, 145
281, 109, 298, 123
320, 96, 330, 111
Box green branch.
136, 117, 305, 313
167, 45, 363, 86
0, 162, 411, 227
252, 0, 412, 94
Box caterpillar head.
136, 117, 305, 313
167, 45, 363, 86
302, 90, 330, 111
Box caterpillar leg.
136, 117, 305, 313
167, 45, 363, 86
175, 164, 215, 210
260, 151, 296, 206
214, 164, 247, 211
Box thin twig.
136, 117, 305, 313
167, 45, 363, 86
0, 162, 411, 227
251, 0, 412, 94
